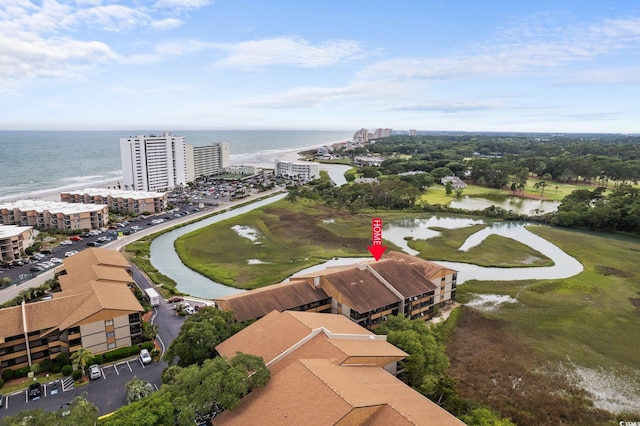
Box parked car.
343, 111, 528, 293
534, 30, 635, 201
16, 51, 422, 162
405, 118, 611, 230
0, 393, 4, 408
59, 240, 73, 245
28, 383, 42, 400
185, 306, 195, 315
65, 251, 78, 257
40, 249, 53, 254
50, 257, 63, 264
86, 241, 100, 247
140, 349, 152, 365
30, 266, 44, 273
88, 364, 101, 380
70, 236, 83, 242
168, 296, 184, 303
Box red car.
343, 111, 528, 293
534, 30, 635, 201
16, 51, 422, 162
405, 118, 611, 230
168, 296, 184, 304
70, 236, 83, 241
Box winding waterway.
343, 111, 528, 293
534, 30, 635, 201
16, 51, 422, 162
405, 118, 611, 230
150, 195, 583, 298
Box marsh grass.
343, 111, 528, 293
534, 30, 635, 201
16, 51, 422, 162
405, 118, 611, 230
408, 225, 553, 267
175, 199, 389, 289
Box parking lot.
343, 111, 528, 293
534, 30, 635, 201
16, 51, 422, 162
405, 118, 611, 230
0, 355, 165, 419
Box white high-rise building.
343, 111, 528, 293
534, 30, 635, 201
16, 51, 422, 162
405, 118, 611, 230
274, 160, 320, 181
120, 133, 188, 192
186, 142, 230, 181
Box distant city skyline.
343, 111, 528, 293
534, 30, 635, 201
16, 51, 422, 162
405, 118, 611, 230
1, 1, 640, 133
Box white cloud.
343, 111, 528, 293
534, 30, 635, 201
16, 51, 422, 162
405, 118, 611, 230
151, 17, 183, 30
236, 86, 351, 108
75, 5, 150, 32
360, 16, 640, 81
387, 100, 503, 113
212, 36, 365, 69
154, 0, 210, 10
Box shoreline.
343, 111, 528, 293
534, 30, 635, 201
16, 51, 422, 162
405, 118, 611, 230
0, 143, 331, 204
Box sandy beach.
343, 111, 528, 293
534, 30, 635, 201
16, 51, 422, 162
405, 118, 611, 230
0, 145, 324, 204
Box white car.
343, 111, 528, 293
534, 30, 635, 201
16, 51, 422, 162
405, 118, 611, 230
140, 349, 152, 365
50, 257, 63, 264
184, 306, 195, 315
88, 364, 101, 380
65, 251, 78, 257
60, 240, 73, 245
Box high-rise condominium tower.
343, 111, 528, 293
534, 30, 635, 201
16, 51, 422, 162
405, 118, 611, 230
120, 133, 188, 192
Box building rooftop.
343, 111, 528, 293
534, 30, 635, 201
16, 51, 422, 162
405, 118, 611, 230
213, 311, 463, 426
0, 199, 107, 214
62, 188, 167, 199
0, 224, 32, 238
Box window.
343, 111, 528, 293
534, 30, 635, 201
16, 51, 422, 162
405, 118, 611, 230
105, 319, 114, 327
107, 342, 116, 349
106, 331, 115, 338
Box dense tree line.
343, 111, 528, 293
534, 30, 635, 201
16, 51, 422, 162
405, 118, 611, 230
340, 133, 640, 188
317, 133, 640, 234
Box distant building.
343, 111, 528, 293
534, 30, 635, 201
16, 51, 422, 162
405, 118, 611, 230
354, 155, 384, 166
374, 128, 392, 139
120, 133, 234, 191
120, 133, 188, 192
224, 165, 258, 176
186, 142, 230, 181
60, 188, 168, 214
0, 225, 34, 263
409, 129, 417, 136
274, 160, 320, 181
215, 251, 458, 330
0, 248, 143, 372
0, 200, 108, 230
440, 176, 467, 189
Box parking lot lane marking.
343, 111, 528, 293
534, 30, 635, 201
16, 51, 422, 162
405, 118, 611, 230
113, 364, 120, 376
126, 360, 132, 371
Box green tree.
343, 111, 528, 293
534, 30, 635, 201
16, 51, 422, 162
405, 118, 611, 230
70, 348, 93, 377
102, 353, 269, 426
126, 376, 154, 403
533, 180, 547, 196
163, 307, 245, 367
461, 407, 516, 426
375, 315, 451, 400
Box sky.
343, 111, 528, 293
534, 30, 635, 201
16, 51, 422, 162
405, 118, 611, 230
1, 0, 639, 133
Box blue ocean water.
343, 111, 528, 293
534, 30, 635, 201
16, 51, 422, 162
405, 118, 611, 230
0, 130, 352, 199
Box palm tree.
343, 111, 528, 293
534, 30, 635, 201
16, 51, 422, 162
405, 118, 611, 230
126, 377, 153, 403
70, 348, 94, 377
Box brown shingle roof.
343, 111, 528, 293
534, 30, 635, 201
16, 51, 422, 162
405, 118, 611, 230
217, 311, 407, 373
0, 248, 142, 344
215, 280, 329, 322
214, 359, 353, 425
214, 358, 464, 425
0, 306, 25, 343
320, 266, 399, 313
60, 247, 131, 272
383, 251, 457, 278
369, 259, 437, 297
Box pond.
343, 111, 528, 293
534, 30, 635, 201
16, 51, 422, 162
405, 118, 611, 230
449, 194, 560, 214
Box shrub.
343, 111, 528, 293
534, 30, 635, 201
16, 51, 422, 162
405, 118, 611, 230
15, 367, 30, 378
72, 370, 82, 381
2, 369, 14, 381
51, 364, 61, 374
92, 354, 103, 365
0, 379, 4, 389
39, 359, 54, 373
61, 365, 73, 376
55, 353, 70, 367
